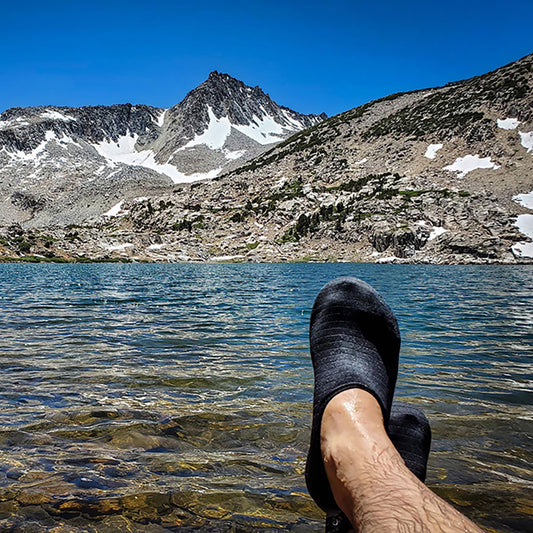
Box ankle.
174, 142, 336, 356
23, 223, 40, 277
321, 388, 386, 446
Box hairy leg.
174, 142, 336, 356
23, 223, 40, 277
321, 389, 484, 533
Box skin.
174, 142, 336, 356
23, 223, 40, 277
321, 389, 485, 533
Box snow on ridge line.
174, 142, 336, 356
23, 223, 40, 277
497, 117, 520, 130
41, 110, 76, 122
156, 110, 167, 127
443, 154, 500, 178
425, 143, 443, 159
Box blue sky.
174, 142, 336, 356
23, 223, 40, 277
1, 0, 532, 116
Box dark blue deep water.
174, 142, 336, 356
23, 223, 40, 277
0, 264, 531, 532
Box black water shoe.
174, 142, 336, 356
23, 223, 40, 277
306, 276, 401, 512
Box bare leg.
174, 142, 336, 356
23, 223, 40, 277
321, 389, 484, 533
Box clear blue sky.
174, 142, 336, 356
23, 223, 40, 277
1, 0, 532, 116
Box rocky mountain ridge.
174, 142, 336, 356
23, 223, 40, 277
1, 54, 532, 263
0, 72, 325, 227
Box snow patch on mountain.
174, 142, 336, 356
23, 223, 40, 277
512, 215, 533, 258
428, 226, 447, 240
519, 131, 533, 152
416, 220, 447, 240
103, 200, 126, 217
233, 112, 286, 144
224, 149, 246, 161
93, 133, 221, 183
6, 131, 57, 162
425, 143, 443, 159
184, 107, 231, 150
512, 188, 533, 258
156, 110, 167, 127
281, 109, 306, 129
105, 242, 134, 252
514, 190, 533, 210
41, 110, 76, 122
497, 117, 520, 130
0, 117, 30, 129
443, 154, 500, 178
182, 105, 304, 151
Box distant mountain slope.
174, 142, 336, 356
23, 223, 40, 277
0, 73, 325, 226
1, 54, 532, 264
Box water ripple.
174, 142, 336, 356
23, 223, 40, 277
0, 263, 531, 531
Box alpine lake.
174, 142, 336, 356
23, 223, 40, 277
0, 263, 531, 532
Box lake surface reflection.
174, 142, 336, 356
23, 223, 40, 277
0, 264, 531, 531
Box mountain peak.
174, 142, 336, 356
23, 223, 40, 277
207, 70, 235, 82
202, 70, 264, 98
170, 72, 325, 136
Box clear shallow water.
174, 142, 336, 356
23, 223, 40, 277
0, 263, 531, 532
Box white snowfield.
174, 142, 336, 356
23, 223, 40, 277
224, 149, 245, 160
514, 191, 533, 210
211, 255, 245, 262
0, 117, 30, 129
1, 97, 315, 185
497, 117, 520, 130
512, 189, 533, 258
424, 143, 443, 159
512, 215, 533, 258
156, 109, 167, 127
90, 104, 310, 183
4, 131, 81, 165
184, 108, 233, 150
428, 226, 447, 241
103, 200, 126, 217
183, 105, 304, 151
519, 131, 533, 153
443, 154, 500, 178
41, 110, 76, 122
104, 243, 133, 252
93, 133, 222, 183
416, 220, 447, 241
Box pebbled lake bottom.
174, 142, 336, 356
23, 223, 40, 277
0, 263, 531, 532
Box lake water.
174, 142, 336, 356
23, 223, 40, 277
0, 263, 531, 532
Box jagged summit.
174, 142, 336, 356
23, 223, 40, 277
157, 71, 326, 164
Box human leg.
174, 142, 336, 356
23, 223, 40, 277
306, 277, 483, 533
321, 388, 483, 533
326, 401, 432, 533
